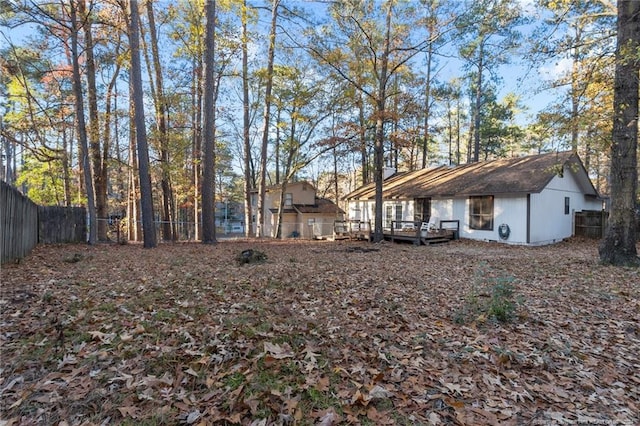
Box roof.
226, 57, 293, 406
266, 180, 315, 192
250, 180, 316, 194
267, 198, 345, 215
295, 198, 345, 215
345, 151, 599, 200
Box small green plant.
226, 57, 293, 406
305, 387, 341, 410
486, 279, 516, 322
455, 263, 520, 324
41, 291, 54, 303
223, 372, 245, 391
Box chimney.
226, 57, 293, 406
383, 166, 396, 180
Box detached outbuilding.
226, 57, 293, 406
253, 181, 345, 239
344, 151, 603, 245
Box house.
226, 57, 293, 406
214, 200, 245, 234
253, 181, 345, 239
344, 151, 603, 245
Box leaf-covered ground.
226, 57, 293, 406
1, 238, 638, 425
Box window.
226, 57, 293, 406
385, 205, 393, 229
564, 197, 570, 215
395, 205, 403, 229
415, 198, 431, 222
469, 196, 494, 230
284, 193, 293, 207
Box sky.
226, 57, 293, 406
0, 0, 604, 169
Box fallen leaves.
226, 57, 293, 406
0, 238, 638, 424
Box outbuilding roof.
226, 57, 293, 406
268, 198, 345, 215
294, 198, 345, 214
345, 151, 599, 200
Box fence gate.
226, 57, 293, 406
574, 210, 607, 239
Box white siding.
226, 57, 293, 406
431, 198, 453, 226
382, 200, 414, 227
438, 196, 529, 243
529, 172, 602, 244
348, 199, 416, 225
494, 196, 529, 243
346, 161, 602, 245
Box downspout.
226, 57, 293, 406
526, 194, 531, 244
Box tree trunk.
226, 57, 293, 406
256, 0, 279, 237
201, 0, 217, 244
275, 107, 281, 185
62, 128, 72, 205
78, 0, 107, 241
146, 0, 175, 241
104, 47, 122, 217
447, 99, 453, 165
275, 110, 298, 240
275, 181, 288, 239
69, 0, 97, 245
333, 141, 339, 209
472, 41, 484, 163
129, 0, 157, 248
193, 57, 202, 241
127, 72, 142, 242
242, 0, 253, 238
358, 92, 368, 185
456, 89, 462, 165
372, 2, 393, 243
422, 38, 433, 169
570, 24, 584, 152
599, 0, 640, 266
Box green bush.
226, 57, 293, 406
455, 263, 519, 324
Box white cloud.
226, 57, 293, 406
540, 57, 573, 81
517, 0, 537, 16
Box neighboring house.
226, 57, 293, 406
344, 151, 603, 245
253, 181, 345, 239
214, 200, 245, 234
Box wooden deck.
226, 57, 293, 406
385, 227, 455, 245
334, 220, 458, 245
333, 220, 372, 241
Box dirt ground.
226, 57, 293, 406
1, 238, 638, 425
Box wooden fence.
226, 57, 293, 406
1, 181, 38, 264
1, 181, 87, 264
574, 210, 607, 239
39, 205, 86, 244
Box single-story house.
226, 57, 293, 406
344, 151, 603, 245
252, 181, 345, 239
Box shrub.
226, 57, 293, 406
455, 263, 519, 324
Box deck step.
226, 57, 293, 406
423, 237, 450, 245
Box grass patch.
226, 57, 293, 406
153, 309, 177, 322
304, 387, 340, 410
223, 372, 245, 390
97, 302, 117, 314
